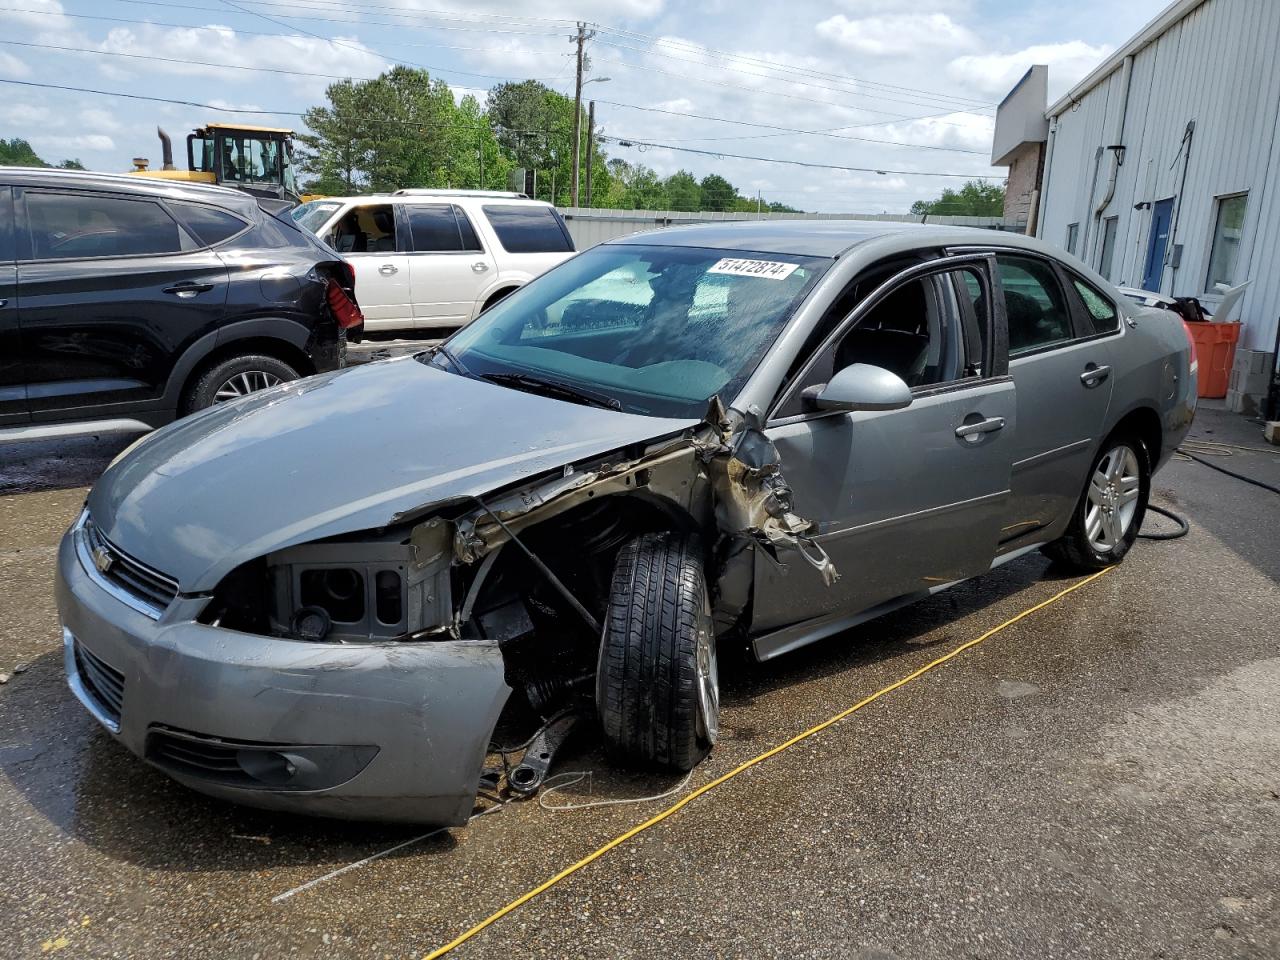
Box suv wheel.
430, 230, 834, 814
184, 354, 300, 413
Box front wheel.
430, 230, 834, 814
596, 532, 718, 771
1042, 434, 1150, 571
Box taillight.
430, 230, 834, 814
326, 278, 364, 330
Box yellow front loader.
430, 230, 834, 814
130, 125, 309, 206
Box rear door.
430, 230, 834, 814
331, 201, 411, 331
16, 188, 229, 420
753, 255, 1016, 636
0, 186, 25, 427
479, 203, 575, 282
405, 203, 494, 329
987, 254, 1116, 545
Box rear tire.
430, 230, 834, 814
1042, 432, 1150, 571
183, 354, 300, 414
596, 532, 718, 771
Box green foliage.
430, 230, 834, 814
297, 67, 509, 194
0, 137, 83, 170
295, 70, 800, 211
910, 179, 1004, 217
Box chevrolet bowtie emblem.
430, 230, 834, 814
91, 546, 113, 575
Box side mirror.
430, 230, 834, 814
811, 363, 912, 412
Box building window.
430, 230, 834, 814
1205, 193, 1247, 292
1066, 222, 1079, 256
1099, 216, 1119, 280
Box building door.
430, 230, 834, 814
1141, 198, 1174, 292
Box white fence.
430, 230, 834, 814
556, 207, 1019, 249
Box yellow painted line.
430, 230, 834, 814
424, 567, 1113, 959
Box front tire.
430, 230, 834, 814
184, 354, 300, 414
596, 532, 718, 771
1043, 433, 1150, 571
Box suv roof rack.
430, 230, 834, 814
391, 189, 532, 199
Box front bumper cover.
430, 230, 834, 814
56, 523, 510, 824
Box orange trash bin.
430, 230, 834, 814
1182, 320, 1241, 399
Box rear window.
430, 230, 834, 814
481, 204, 573, 254
292, 200, 342, 234
26, 191, 186, 260
169, 200, 248, 247
1070, 276, 1121, 335
407, 204, 481, 253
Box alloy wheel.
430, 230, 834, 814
1085, 443, 1141, 553
213, 370, 283, 404
694, 612, 720, 746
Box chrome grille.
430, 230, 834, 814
82, 516, 179, 617
73, 640, 125, 725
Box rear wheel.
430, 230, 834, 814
1042, 434, 1150, 570
184, 354, 300, 414
596, 532, 718, 771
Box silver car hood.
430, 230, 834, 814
88, 358, 697, 591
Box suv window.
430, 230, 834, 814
0, 187, 12, 261
331, 203, 397, 254
26, 191, 186, 260
169, 200, 248, 247
407, 204, 482, 253
997, 255, 1073, 355
1070, 275, 1120, 335
481, 204, 572, 254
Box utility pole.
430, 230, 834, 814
570, 21, 595, 207
756, 190, 762, 219
585, 100, 596, 207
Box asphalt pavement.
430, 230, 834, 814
0, 403, 1277, 959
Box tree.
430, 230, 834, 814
662, 170, 701, 211
0, 137, 82, 169
910, 179, 1005, 217
699, 173, 736, 212
297, 67, 507, 194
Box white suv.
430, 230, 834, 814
292, 190, 576, 332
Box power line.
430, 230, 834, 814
599, 134, 1003, 180
0, 37, 565, 84
593, 100, 987, 154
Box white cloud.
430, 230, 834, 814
815, 13, 979, 58
0, 52, 32, 79
948, 41, 1112, 100
877, 111, 995, 153
44, 133, 115, 151
0, 0, 70, 31
79, 107, 121, 133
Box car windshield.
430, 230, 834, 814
437, 244, 828, 418
292, 200, 341, 234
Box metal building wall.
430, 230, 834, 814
1038, 0, 1280, 351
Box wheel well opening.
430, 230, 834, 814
481, 286, 519, 313
1113, 407, 1163, 467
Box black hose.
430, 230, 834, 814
1180, 450, 1280, 496
1138, 504, 1189, 540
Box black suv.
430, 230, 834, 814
0, 168, 361, 441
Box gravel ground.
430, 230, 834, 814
0, 402, 1276, 959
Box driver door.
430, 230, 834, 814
752, 255, 1016, 641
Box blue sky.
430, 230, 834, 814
0, 0, 1170, 212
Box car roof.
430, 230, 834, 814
0, 165, 259, 213
606, 218, 1057, 259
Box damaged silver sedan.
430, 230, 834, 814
57, 221, 1195, 822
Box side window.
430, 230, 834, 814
481, 204, 573, 254
777, 267, 972, 418
1065, 223, 1079, 256
996, 255, 1073, 356
408, 205, 463, 252
168, 200, 248, 247
454, 206, 483, 252
1070, 276, 1120, 335
25, 191, 185, 260
0, 187, 12, 262
331, 204, 397, 255
1205, 192, 1247, 292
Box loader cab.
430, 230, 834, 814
188, 124, 301, 205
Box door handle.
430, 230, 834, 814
472, 261, 490, 273
162, 281, 215, 299
378, 263, 398, 276
1080, 363, 1112, 388
955, 416, 1006, 441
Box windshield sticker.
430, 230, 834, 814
707, 258, 800, 281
